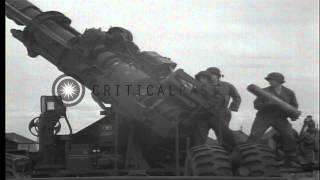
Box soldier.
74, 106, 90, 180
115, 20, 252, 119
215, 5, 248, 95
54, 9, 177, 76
191, 71, 213, 146
206, 67, 241, 127
247, 72, 300, 167
299, 115, 319, 165
191, 71, 240, 151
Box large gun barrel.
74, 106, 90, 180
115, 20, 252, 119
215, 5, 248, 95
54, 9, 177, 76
6, 0, 223, 149
6, 0, 167, 137
6, 0, 42, 25
7, 1, 79, 45
247, 84, 301, 119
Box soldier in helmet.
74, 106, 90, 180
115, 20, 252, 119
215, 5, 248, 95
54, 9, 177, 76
191, 71, 213, 146
206, 67, 241, 127
247, 72, 300, 167
299, 115, 319, 165
191, 71, 240, 151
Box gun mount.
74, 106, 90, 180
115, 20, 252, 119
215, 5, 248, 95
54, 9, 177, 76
6, 0, 284, 178
6, 0, 240, 151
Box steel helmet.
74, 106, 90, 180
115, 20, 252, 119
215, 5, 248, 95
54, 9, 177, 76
195, 71, 211, 80
206, 67, 223, 77
265, 72, 285, 84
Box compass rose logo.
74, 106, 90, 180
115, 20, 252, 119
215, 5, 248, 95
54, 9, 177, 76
52, 74, 85, 107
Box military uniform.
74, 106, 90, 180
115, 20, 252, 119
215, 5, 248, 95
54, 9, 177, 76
206, 67, 241, 126
248, 72, 300, 166
299, 118, 319, 164
191, 69, 241, 150
191, 110, 239, 151
210, 80, 241, 126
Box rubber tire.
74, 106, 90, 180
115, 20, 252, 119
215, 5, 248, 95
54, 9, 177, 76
185, 144, 233, 176
237, 143, 280, 177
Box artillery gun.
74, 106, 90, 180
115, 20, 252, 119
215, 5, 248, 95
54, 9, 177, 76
6, 0, 283, 179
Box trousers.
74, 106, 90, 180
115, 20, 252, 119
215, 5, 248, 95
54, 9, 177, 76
247, 115, 297, 155
191, 108, 237, 151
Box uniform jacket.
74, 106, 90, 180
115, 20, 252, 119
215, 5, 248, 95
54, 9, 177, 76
210, 80, 241, 112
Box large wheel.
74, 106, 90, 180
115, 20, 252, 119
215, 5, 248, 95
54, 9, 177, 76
236, 143, 280, 177
185, 144, 233, 176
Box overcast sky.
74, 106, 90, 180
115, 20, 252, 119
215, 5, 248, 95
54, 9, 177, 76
6, 0, 319, 140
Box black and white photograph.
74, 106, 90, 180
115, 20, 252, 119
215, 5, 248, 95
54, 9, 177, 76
5, 0, 319, 179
